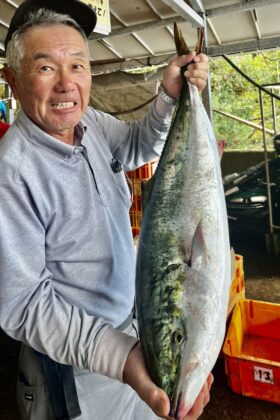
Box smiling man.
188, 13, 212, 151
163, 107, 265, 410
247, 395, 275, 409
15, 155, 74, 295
4, 21, 92, 144
0, 1, 212, 420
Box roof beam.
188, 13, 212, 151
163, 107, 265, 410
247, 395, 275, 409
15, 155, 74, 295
91, 0, 277, 42
98, 39, 123, 59
250, 10, 261, 39
144, 0, 164, 18
207, 19, 221, 45
206, 0, 280, 18
0, 19, 9, 28
160, 0, 205, 28
110, 9, 155, 56
90, 16, 185, 41
4, 0, 18, 8
92, 54, 173, 75
90, 33, 280, 74
207, 35, 280, 56
187, 0, 205, 13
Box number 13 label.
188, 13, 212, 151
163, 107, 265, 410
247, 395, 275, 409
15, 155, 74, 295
254, 366, 274, 384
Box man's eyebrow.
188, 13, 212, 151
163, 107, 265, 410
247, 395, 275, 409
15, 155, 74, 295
32, 51, 87, 60
33, 52, 52, 60
70, 51, 87, 58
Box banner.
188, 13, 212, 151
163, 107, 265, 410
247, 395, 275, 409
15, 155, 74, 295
81, 0, 111, 35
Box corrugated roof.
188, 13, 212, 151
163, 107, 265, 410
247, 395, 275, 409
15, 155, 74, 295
1, 0, 280, 74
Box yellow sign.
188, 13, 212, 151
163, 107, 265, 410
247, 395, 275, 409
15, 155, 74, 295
81, 0, 111, 35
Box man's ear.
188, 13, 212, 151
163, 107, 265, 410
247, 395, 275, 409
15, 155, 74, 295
3, 66, 20, 100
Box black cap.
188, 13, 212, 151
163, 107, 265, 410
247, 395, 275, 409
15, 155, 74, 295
5, 0, 97, 51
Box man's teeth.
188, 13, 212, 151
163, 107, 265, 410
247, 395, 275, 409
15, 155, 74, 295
52, 102, 75, 110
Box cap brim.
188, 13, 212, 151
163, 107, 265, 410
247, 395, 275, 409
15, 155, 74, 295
5, 0, 97, 50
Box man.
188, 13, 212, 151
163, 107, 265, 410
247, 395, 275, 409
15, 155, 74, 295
0, 1, 211, 419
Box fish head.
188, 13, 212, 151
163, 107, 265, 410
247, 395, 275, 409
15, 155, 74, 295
141, 263, 188, 415
170, 352, 205, 419
149, 313, 187, 400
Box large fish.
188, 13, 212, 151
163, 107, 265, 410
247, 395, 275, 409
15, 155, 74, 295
135, 24, 231, 419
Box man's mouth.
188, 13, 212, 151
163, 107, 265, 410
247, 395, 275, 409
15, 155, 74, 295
51, 102, 76, 110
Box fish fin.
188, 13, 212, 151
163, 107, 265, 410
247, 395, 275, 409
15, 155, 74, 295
174, 22, 190, 57
183, 353, 199, 377
141, 177, 154, 212
230, 247, 237, 283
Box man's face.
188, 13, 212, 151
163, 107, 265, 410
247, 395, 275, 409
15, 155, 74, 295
7, 24, 92, 144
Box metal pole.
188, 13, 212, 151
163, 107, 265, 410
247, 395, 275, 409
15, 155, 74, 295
271, 92, 277, 134
202, 16, 213, 123
259, 88, 274, 234
161, 0, 205, 28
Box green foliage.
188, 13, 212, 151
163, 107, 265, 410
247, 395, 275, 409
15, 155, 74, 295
210, 50, 280, 150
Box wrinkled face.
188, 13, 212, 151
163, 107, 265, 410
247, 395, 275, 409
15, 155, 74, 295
7, 24, 92, 144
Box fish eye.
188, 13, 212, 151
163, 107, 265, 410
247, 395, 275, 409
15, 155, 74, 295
172, 331, 185, 345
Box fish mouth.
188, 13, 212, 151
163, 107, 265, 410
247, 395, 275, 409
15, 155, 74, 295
170, 393, 190, 420
169, 356, 199, 419
169, 399, 179, 419
169, 380, 181, 419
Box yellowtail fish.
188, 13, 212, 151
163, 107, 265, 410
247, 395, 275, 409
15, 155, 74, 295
135, 23, 231, 419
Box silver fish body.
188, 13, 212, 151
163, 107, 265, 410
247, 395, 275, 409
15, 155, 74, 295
135, 75, 231, 418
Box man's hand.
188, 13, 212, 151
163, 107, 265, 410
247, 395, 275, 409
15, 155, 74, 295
162, 52, 209, 98
123, 342, 213, 419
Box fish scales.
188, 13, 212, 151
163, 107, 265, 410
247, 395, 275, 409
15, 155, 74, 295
135, 24, 231, 420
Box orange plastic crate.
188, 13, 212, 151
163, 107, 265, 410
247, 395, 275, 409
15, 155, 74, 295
131, 195, 142, 212
129, 210, 142, 229
126, 160, 158, 180
227, 254, 245, 316
132, 227, 141, 237
131, 179, 142, 196
223, 299, 280, 404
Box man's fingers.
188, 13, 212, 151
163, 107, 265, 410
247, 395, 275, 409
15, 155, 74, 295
172, 52, 208, 69
188, 77, 207, 92
187, 61, 209, 73
162, 50, 209, 96
170, 51, 196, 69
203, 373, 214, 407
184, 389, 205, 420
193, 53, 209, 64
123, 343, 171, 418
185, 69, 208, 81
208, 373, 214, 390
181, 373, 214, 420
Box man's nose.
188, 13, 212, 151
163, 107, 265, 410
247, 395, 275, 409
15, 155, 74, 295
54, 70, 75, 92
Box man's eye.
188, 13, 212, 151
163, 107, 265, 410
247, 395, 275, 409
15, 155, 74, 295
73, 64, 84, 70
40, 66, 52, 72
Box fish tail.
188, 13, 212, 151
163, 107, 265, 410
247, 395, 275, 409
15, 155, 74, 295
195, 28, 204, 54
174, 22, 190, 57
174, 23, 205, 57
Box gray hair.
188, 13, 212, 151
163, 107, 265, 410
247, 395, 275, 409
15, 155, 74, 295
6, 8, 89, 74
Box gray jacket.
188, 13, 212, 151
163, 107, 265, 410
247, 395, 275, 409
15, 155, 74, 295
0, 98, 174, 382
